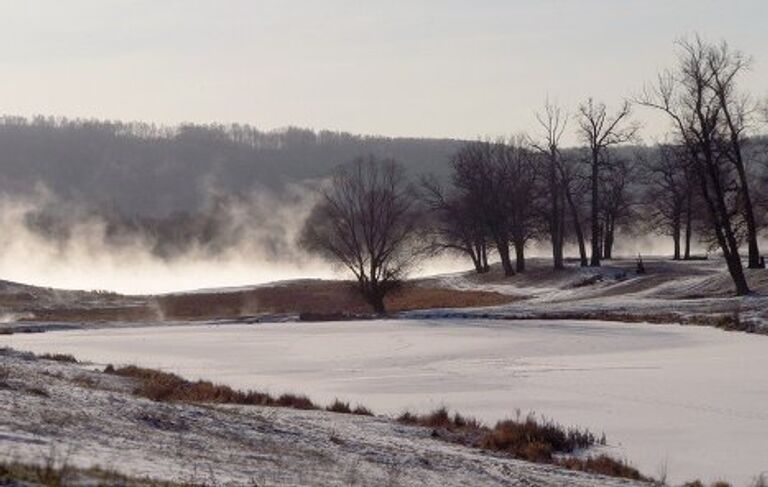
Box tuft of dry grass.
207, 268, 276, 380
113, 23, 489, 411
106, 365, 290, 407
326, 399, 353, 413
38, 353, 78, 363
558, 455, 644, 480
397, 408, 642, 481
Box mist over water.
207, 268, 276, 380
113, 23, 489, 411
0, 187, 338, 294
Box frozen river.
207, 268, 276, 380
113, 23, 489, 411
6, 319, 768, 485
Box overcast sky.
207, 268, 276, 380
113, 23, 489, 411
0, 0, 766, 144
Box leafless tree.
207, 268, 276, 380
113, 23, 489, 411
533, 100, 568, 270
706, 40, 763, 268
419, 175, 490, 273
299, 156, 421, 313
598, 155, 636, 259
643, 144, 694, 260
451, 140, 517, 276
637, 36, 751, 294
501, 137, 539, 272
576, 98, 638, 267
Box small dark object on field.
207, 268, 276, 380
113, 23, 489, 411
636, 254, 645, 274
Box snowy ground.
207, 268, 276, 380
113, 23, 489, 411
6, 319, 768, 486
0, 348, 644, 487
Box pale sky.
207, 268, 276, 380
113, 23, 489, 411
0, 0, 766, 144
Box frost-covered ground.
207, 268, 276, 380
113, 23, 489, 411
413, 258, 768, 331
0, 348, 644, 487
7, 319, 768, 486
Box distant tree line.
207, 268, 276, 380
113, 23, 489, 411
302, 36, 768, 310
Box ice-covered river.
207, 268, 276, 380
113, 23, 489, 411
6, 319, 768, 485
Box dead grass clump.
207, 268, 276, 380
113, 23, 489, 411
397, 408, 641, 480
352, 405, 373, 416
558, 455, 645, 480
105, 365, 318, 411
482, 415, 598, 457
327, 399, 352, 413
275, 393, 316, 410
38, 353, 78, 363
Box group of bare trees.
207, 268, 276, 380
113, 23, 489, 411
638, 36, 766, 295
300, 36, 768, 310
419, 99, 640, 279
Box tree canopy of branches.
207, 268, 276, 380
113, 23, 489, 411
637, 36, 759, 294
419, 176, 490, 274
299, 156, 421, 313
448, 139, 538, 276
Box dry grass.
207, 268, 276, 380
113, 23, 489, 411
105, 364, 317, 409
38, 353, 78, 363
559, 455, 644, 480
155, 280, 518, 320
397, 407, 644, 481
0, 459, 188, 486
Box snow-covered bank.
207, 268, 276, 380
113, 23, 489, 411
0, 349, 643, 487
6, 319, 768, 485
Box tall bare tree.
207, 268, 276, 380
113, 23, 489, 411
576, 98, 638, 267
706, 40, 763, 268
533, 100, 568, 270
299, 156, 421, 313
637, 36, 750, 295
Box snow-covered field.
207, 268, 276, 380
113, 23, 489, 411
7, 319, 768, 485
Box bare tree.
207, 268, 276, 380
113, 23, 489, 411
420, 176, 490, 273
599, 155, 636, 259
452, 141, 517, 276
533, 100, 568, 270
559, 153, 590, 267
299, 156, 421, 313
643, 144, 694, 260
706, 40, 763, 268
576, 98, 638, 267
637, 36, 750, 295
501, 137, 539, 272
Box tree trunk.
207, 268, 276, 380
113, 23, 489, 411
602, 214, 615, 260
565, 189, 588, 267
361, 282, 387, 314
481, 243, 489, 272
590, 150, 601, 267
734, 160, 762, 268
549, 163, 565, 270
514, 238, 525, 273
684, 191, 692, 260
496, 239, 515, 276
672, 214, 681, 261
698, 160, 750, 295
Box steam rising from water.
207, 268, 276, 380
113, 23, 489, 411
0, 187, 337, 294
